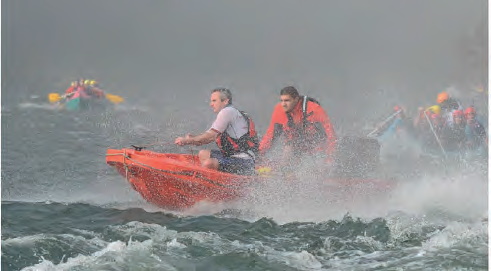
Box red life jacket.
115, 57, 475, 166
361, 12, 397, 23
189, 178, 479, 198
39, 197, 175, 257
301, 96, 320, 131
259, 95, 336, 157
216, 109, 259, 158
284, 96, 324, 142
65, 86, 76, 94
76, 86, 90, 98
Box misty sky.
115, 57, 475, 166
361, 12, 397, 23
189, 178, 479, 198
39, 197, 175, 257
3, 0, 487, 133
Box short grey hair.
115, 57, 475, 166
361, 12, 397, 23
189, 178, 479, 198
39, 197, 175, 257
212, 88, 233, 104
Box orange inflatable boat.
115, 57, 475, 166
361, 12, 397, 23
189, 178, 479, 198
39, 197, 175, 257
106, 148, 256, 210
106, 141, 395, 211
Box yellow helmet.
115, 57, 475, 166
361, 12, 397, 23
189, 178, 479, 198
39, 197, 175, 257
426, 105, 441, 115
90, 80, 98, 86
84, 79, 91, 85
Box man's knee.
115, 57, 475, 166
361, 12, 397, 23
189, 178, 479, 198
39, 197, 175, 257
198, 149, 211, 158
201, 158, 219, 170
198, 150, 211, 165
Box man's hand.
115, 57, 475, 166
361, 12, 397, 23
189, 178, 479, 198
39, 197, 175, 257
175, 137, 185, 146
175, 134, 192, 146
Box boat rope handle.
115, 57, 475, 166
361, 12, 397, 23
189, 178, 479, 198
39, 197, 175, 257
130, 141, 174, 151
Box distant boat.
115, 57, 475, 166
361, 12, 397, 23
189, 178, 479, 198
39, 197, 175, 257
64, 90, 109, 111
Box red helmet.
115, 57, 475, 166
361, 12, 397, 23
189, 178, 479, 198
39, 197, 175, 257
452, 110, 464, 117
464, 107, 476, 115
393, 105, 401, 112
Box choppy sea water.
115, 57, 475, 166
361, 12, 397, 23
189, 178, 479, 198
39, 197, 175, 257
2, 101, 488, 270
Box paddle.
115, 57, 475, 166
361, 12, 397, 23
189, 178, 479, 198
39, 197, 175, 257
48, 93, 62, 103
48, 93, 73, 103
105, 93, 125, 104
423, 110, 448, 159
367, 109, 403, 137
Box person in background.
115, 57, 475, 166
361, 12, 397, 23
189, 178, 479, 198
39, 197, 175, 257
436, 91, 462, 126
414, 107, 444, 153
259, 86, 336, 168
86, 80, 105, 98
65, 81, 78, 95
464, 106, 487, 154
413, 105, 440, 130
375, 105, 413, 141
440, 110, 466, 153
175, 88, 259, 175
64, 79, 88, 98
78, 78, 86, 88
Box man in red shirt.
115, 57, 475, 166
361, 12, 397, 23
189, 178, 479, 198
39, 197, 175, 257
64, 81, 78, 95
259, 86, 336, 167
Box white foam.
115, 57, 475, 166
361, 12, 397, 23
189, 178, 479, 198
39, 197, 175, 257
387, 173, 488, 222
3, 234, 47, 246
422, 221, 488, 249
281, 250, 322, 270
18, 102, 61, 111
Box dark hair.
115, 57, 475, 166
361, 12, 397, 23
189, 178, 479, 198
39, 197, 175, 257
280, 86, 299, 98
212, 88, 233, 104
